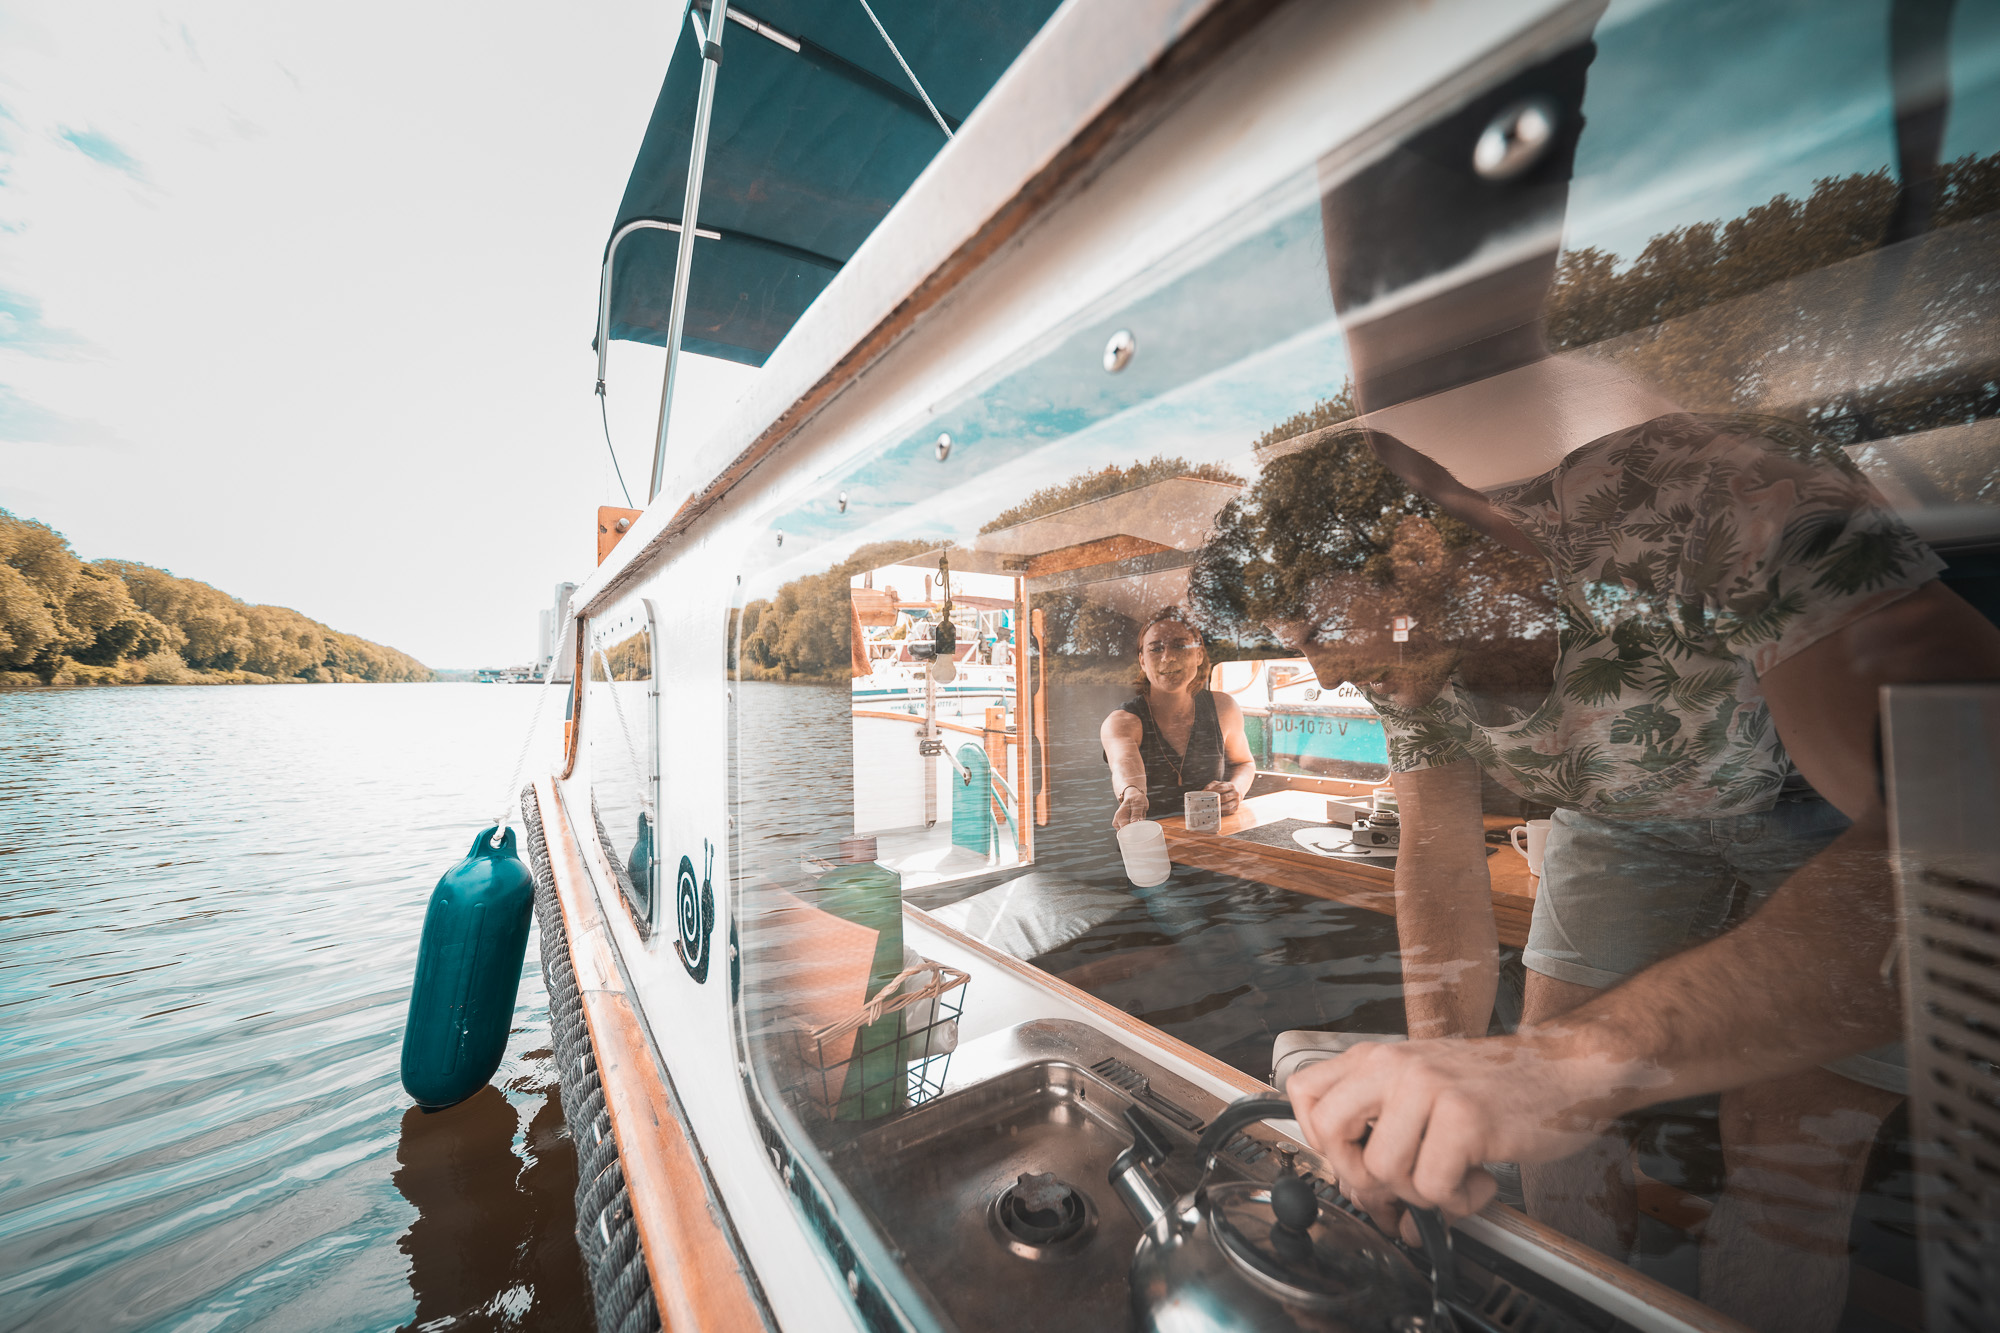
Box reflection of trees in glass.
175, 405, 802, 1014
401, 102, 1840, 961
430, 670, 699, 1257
0, 509, 430, 685
978, 455, 1243, 534
1189, 429, 1557, 702
602, 631, 651, 681
1033, 591, 1136, 674
1550, 153, 2000, 498
737, 540, 934, 682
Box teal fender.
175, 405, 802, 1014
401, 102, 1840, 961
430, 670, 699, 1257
400, 827, 536, 1108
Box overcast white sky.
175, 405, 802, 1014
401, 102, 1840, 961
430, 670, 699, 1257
0, 1, 758, 668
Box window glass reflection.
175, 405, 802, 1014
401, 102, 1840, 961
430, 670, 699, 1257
585, 608, 655, 929
727, 3, 2000, 1327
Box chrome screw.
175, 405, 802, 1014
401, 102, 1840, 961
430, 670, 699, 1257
775, 531, 784, 547
1473, 97, 1558, 181
1103, 328, 1135, 373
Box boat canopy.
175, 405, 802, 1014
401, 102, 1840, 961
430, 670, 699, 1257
602, 0, 1063, 368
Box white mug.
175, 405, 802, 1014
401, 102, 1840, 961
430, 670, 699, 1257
1508, 819, 1551, 877
1183, 790, 1222, 834
1116, 819, 1172, 887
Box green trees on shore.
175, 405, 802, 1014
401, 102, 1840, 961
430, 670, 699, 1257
0, 510, 430, 685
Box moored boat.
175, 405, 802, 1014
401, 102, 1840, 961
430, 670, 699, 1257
505, 2, 2000, 1330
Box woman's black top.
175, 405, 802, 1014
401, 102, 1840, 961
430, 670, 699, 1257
1120, 690, 1225, 816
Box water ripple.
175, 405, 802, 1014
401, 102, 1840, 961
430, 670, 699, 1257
0, 685, 587, 1332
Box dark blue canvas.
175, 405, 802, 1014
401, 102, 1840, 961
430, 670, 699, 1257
604, 0, 1062, 366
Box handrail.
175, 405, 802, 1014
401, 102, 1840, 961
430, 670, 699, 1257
595, 219, 719, 394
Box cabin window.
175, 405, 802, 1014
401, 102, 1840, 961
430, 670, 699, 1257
579, 600, 657, 933
726, 2, 2000, 1324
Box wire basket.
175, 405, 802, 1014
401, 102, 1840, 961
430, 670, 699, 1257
797, 960, 968, 1121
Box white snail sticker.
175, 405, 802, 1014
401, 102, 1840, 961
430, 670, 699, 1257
674, 841, 716, 983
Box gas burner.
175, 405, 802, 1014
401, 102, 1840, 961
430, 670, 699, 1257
989, 1171, 1096, 1260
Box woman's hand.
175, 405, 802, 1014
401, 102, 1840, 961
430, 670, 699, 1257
1204, 780, 1241, 816
1113, 787, 1149, 829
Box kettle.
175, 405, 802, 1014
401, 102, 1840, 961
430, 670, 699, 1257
1109, 1096, 1459, 1333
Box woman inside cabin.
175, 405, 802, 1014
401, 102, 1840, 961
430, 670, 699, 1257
1101, 607, 1255, 829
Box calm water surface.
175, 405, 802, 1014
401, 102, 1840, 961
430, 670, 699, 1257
0, 684, 586, 1333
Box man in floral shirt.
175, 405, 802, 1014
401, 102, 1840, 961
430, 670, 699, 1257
1371, 414, 1942, 823
1283, 412, 1988, 1333
1271, 27, 2000, 1333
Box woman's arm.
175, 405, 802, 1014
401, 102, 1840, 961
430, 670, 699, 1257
1208, 693, 1256, 814
1101, 709, 1151, 827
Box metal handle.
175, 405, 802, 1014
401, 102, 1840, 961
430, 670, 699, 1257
1198, 1096, 1461, 1317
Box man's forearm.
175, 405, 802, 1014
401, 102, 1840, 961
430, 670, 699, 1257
1391, 763, 1499, 1040
1533, 820, 1902, 1114
1394, 850, 1499, 1039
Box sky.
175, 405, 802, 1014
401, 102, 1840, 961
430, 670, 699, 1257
4, 0, 1995, 668
0, 1, 758, 668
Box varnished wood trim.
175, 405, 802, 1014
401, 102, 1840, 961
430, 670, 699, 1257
560, 628, 586, 780
532, 777, 769, 1332
1022, 534, 1174, 578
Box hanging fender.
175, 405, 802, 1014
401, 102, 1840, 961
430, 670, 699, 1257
400, 826, 537, 1109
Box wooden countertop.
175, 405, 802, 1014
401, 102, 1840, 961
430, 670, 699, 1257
1156, 788, 1538, 948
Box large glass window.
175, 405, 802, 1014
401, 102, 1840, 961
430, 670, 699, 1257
581, 599, 657, 931
728, 2, 2000, 1326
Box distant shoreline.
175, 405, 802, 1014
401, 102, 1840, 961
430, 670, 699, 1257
0, 675, 447, 689
3, 509, 431, 687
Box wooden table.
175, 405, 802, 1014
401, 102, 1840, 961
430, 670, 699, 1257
1157, 788, 1538, 948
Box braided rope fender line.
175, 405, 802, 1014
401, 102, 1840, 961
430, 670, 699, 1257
523, 789, 663, 1333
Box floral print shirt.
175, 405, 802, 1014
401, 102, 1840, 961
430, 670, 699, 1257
1369, 414, 1943, 818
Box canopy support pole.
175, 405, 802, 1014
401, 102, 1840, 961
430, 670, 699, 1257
648, 0, 732, 503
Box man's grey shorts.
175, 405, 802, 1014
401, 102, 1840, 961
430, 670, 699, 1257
1525, 799, 1906, 1095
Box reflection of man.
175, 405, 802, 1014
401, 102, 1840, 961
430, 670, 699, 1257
1260, 28, 2000, 1333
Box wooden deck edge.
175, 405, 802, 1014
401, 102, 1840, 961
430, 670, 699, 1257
910, 901, 1743, 1333
531, 777, 769, 1333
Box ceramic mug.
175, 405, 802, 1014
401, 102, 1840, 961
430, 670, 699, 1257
1183, 790, 1223, 834
1508, 818, 1551, 877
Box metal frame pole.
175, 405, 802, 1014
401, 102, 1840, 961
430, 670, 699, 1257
649, 0, 731, 502
596, 218, 717, 396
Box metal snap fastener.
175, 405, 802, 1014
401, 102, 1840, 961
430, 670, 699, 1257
1103, 328, 1135, 373
1473, 97, 1558, 181
935, 432, 953, 462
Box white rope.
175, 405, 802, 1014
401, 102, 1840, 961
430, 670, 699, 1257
491, 653, 564, 847
853, 0, 952, 140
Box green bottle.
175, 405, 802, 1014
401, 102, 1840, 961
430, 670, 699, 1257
814, 839, 905, 1119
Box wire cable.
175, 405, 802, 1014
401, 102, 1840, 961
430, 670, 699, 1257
597, 386, 635, 508
854, 0, 952, 140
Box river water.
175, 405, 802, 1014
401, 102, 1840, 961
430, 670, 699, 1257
0, 679, 1412, 1332
0, 684, 584, 1333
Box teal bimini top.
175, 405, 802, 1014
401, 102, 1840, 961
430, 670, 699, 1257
602, 0, 1063, 367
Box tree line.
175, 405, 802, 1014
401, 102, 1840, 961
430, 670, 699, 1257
0, 510, 431, 685
731, 152, 2000, 685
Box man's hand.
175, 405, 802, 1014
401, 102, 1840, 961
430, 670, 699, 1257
1203, 780, 1241, 816
1113, 788, 1148, 828
1286, 1034, 1657, 1240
